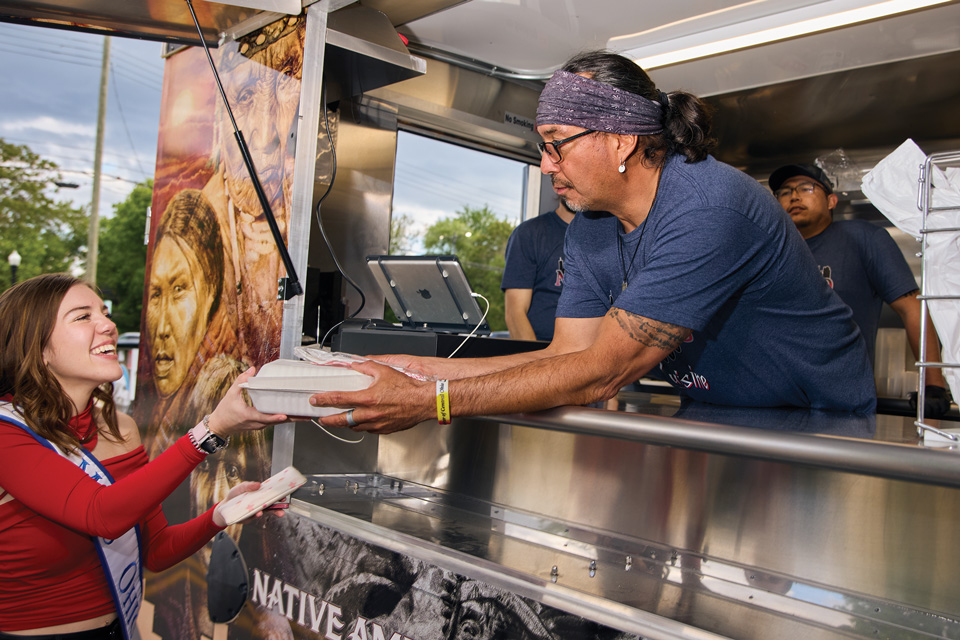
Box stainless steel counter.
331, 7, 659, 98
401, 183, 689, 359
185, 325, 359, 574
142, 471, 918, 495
288, 392, 960, 639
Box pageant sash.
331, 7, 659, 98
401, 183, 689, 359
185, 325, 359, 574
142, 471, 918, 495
0, 404, 142, 640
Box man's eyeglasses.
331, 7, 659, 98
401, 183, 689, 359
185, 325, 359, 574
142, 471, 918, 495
774, 182, 824, 200
537, 130, 596, 163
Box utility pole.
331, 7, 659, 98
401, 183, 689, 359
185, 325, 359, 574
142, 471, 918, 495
86, 35, 110, 285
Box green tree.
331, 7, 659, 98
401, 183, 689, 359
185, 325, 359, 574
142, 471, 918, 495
423, 205, 515, 332
0, 138, 87, 289
97, 180, 151, 333
389, 212, 416, 255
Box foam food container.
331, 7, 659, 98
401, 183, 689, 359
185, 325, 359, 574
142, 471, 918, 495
217, 466, 307, 525
242, 359, 373, 417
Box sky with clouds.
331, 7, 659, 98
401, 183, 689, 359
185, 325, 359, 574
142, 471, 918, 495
0, 21, 165, 215
394, 132, 527, 238
0, 19, 529, 239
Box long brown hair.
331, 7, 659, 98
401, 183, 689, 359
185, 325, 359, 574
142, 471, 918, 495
0, 273, 121, 452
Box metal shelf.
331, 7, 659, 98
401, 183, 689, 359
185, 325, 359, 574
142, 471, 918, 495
915, 150, 960, 441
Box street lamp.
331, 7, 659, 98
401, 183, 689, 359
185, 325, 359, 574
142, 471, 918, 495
8, 250, 21, 286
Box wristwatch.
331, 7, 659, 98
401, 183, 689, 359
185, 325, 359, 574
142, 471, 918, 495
189, 415, 230, 455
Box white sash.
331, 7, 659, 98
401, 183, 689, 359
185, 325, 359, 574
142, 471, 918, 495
0, 404, 142, 640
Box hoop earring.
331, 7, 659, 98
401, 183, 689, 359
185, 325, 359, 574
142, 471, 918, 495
618, 162, 626, 174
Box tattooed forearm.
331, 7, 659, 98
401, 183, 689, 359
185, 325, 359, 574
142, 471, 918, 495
610, 308, 689, 351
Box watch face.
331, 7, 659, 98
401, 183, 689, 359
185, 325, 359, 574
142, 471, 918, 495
199, 432, 226, 454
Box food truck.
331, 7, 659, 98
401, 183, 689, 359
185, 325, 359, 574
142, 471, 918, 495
2, 0, 960, 638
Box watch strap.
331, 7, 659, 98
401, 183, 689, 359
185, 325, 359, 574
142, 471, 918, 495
189, 418, 229, 455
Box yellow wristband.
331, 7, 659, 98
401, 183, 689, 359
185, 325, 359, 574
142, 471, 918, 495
436, 379, 451, 425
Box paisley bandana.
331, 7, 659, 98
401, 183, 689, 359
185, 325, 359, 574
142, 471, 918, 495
536, 70, 664, 135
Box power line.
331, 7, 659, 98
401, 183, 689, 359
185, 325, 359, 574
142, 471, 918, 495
394, 165, 523, 217
0, 26, 163, 83
0, 44, 102, 68
0, 44, 162, 89
109, 65, 163, 92
0, 136, 154, 169
107, 48, 164, 83
396, 161, 519, 204
0, 22, 161, 73
0, 23, 104, 49
59, 167, 145, 185
118, 45, 164, 69
109, 66, 148, 176
0, 38, 102, 60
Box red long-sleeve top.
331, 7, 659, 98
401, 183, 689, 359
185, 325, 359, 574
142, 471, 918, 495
0, 403, 223, 630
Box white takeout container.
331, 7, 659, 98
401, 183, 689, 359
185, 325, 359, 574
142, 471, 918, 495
241, 359, 373, 417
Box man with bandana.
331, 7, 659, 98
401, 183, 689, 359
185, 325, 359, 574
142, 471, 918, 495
309, 51, 876, 434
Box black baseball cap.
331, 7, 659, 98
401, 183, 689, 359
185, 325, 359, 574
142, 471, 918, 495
768, 163, 834, 194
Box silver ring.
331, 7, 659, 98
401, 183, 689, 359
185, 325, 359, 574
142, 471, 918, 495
344, 409, 357, 427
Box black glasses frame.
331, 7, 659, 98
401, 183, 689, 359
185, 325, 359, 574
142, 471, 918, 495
537, 130, 596, 163
774, 182, 825, 200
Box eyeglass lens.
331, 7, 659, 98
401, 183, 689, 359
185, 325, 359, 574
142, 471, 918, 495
537, 130, 593, 163
775, 183, 818, 199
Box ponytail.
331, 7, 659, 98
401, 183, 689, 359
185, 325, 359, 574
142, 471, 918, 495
643, 90, 717, 166
561, 51, 717, 168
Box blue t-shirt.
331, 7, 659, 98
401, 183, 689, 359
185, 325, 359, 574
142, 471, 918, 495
805, 220, 918, 364
501, 210, 569, 340
557, 154, 875, 413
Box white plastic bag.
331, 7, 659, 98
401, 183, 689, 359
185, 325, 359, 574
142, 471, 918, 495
925, 231, 960, 399
294, 346, 436, 381
861, 139, 960, 238
862, 139, 960, 398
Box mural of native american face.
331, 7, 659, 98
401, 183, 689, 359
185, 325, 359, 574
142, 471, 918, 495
211, 16, 303, 363
146, 235, 216, 397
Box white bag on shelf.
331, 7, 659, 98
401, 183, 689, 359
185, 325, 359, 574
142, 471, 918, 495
925, 232, 960, 399
862, 140, 960, 399
861, 139, 960, 238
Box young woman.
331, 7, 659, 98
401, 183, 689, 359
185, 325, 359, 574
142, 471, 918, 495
0, 274, 288, 639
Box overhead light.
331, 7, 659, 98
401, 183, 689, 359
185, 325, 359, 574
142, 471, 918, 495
612, 0, 951, 69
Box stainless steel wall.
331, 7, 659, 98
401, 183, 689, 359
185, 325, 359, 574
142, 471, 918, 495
302, 57, 543, 327
368, 57, 542, 161
307, 97, 397, 322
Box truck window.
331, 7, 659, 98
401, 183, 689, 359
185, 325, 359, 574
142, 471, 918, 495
389, 131, 528, 333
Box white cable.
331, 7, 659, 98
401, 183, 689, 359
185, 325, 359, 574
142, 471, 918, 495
310, 419, 364, 444
447, 292, 489, 358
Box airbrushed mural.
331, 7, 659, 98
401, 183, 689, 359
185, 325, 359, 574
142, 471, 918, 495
134, 14, 637, 639
133, 14, 302, 638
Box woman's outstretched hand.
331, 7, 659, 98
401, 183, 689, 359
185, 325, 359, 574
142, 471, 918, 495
205, 367, 287, 438
212, 481, 288, 527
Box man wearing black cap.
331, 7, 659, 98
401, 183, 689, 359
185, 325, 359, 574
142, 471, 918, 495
769, 163, 950, 415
